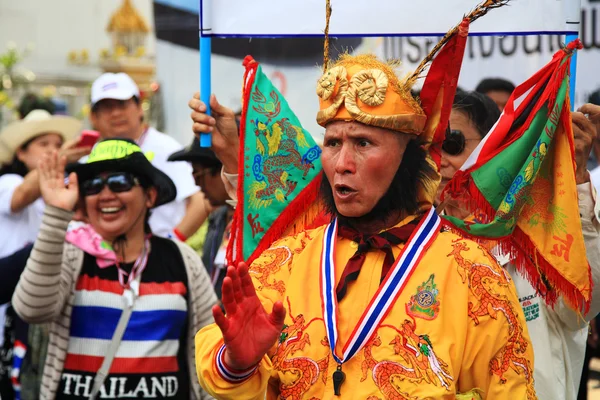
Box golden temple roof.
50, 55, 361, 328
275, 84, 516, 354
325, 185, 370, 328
107, 0, 150, 34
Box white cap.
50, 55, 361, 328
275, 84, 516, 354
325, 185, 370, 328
91, 72, 140, 106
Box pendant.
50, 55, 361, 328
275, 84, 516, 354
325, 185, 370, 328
332, 364, 346, 396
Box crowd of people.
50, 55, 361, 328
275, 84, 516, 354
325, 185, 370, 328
0, 72, 220, 399
0, 37, 599, 400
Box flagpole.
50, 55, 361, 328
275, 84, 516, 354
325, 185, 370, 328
566, 0, 581, 110
199, 0, 212, 147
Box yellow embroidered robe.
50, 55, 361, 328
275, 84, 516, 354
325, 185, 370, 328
196, 222, 537, 400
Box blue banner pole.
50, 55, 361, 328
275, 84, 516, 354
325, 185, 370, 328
566, 33, 579, 111
566, 0, 581, 111
199, 0, 212, 147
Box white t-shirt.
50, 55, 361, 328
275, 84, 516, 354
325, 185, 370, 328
507, 265, 587, 400
138, 127, 199, 237
0, 173, 46, 346
0, 174, 45, 258
591, 166, 600, 192
501, 182, 600, 400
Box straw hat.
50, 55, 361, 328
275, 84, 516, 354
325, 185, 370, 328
0, 110, 82, 158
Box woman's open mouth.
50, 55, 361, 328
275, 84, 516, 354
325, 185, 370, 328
98, 206, 125, 221
100, 207, 123, 214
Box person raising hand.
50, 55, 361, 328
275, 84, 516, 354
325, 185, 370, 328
212, 264, 286, 371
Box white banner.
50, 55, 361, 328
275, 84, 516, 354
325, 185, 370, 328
202, 0, 577, 37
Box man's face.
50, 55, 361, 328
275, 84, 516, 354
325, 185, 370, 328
90, 98, 144, 140
192, 163, 229, 206
322, 121, 409, 218
485, 90, 511, 112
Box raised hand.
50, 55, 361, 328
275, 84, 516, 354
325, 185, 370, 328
189, 93, 239, 174
213, 263, 286, 370
579, 103, 600, 125
38, 151, 79, 211
571, 111, 597, 184
59, 138, 93, 164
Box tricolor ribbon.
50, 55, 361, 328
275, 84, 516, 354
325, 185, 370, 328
320, 207, 441, 365
215, 344, 258, 383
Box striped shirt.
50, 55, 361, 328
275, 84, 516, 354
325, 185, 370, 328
11, 206, 217, 400
57, 238, 189, 399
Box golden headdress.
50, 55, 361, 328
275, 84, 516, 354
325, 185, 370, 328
317, 55, 426, 134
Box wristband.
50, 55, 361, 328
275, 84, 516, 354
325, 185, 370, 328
215, 344, 258, 383
173, 228, 187, 242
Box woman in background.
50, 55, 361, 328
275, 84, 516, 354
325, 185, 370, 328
0, 108, 87, 400
12, 138, 216, 399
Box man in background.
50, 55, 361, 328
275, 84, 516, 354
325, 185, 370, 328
585, 90, 600, 175
89, 72, 209, 239
169, 139, 233, 299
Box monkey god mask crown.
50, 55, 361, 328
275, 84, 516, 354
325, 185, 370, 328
316, 54, 426, 134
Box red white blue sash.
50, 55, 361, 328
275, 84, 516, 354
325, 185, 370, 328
320, 207, 441, 364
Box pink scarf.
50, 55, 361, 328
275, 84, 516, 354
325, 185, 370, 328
65, 224, 117, 268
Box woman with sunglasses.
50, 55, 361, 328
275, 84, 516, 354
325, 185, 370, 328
435, 91, 500, 218
11, 138, 216, 399
436, 91, 600, 400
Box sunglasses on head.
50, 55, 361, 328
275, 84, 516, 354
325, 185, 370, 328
442, 129, 480, 156
81, 172, 140, 196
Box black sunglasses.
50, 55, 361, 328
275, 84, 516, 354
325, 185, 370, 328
442, 129, 480, 156
81, 172, 140, 196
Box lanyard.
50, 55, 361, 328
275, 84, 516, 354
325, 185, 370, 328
115, 237, 151, 303
320, 208, 440, 369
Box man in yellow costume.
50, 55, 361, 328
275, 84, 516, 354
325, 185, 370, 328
191, 18, 538, 400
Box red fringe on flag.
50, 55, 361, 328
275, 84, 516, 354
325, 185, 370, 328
547, 44, 576, 117
227, 56, 259, 266
441, 172, 592, 314
439, 39, 591, 313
